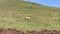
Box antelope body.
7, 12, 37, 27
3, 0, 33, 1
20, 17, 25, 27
25, 16, 31, 20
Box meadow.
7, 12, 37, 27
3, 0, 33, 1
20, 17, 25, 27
0, 0, 60, 30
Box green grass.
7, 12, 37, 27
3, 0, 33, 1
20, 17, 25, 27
0, 0, 60, 30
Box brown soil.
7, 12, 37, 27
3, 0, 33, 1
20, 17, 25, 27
0, 28, 60, 34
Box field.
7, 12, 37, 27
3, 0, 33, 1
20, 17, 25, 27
0, 0, 60, 30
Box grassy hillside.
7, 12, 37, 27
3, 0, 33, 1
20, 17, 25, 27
0, 0, 60, 30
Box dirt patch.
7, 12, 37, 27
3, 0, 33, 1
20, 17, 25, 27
0, 28, 60, 34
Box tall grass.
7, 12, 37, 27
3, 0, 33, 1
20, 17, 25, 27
0, 0, 60, 30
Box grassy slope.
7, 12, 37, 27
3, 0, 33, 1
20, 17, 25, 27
0, 0, 60, 30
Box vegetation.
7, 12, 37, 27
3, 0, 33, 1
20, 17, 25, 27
0, 0, 60, 30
